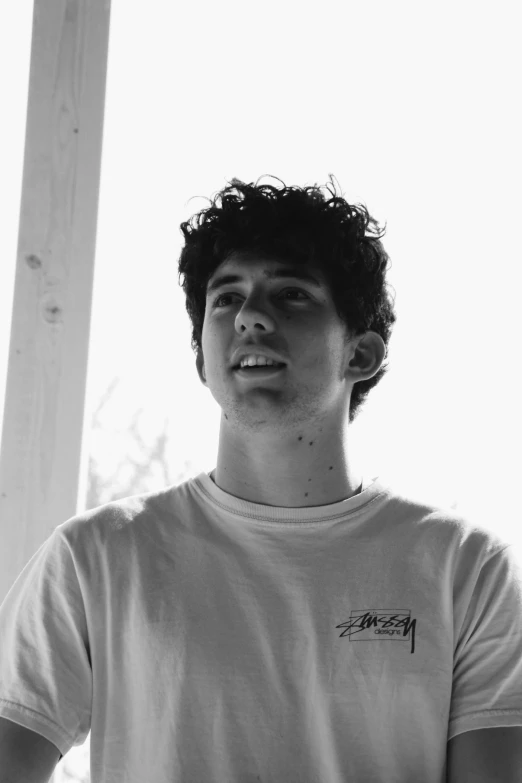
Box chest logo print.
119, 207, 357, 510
336, 609, 417, 654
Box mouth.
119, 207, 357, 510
233, 364, 286, 379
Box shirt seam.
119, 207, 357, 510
0, 697, 76, 745
193, 478, 389, 525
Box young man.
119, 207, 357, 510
1, 177, 521, 782
196, 248, 385, 508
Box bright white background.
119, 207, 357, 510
0, 5, 521, 778
1, 1, 521, 532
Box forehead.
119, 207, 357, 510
206, 251, 327, 293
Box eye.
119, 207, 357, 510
212, 288, 310, 308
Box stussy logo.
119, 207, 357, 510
336, 610, 417, 654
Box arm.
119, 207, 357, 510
0, 716, 61, 783
447, 726, 522, 783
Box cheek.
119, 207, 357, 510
200, 323, 220, 361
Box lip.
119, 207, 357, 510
231, 347, 287, 370
233, 366, 286, 380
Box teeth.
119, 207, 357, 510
240, 356, 279, 368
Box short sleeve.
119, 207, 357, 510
448, 544, 522, 740
0, 529, 92, 756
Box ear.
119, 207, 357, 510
195, 348, 207, 386
346, 331, 387, 382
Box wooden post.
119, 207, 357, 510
0, 0, 111, 602
1, 3, 111, 778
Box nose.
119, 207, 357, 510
235, 295, 277, 335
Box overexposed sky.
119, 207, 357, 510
1, 2, 521, 544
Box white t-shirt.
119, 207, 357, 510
1, 472, 521, 783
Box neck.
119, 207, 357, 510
211, 416, 362, 508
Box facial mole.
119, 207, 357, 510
329, 466, 333, 470
298, 436, 303, 441
309, 441, 313, 446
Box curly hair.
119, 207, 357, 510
177, 174, 397, 423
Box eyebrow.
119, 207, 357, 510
206, 267, 323, 297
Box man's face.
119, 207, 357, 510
196, 251, 355, 432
